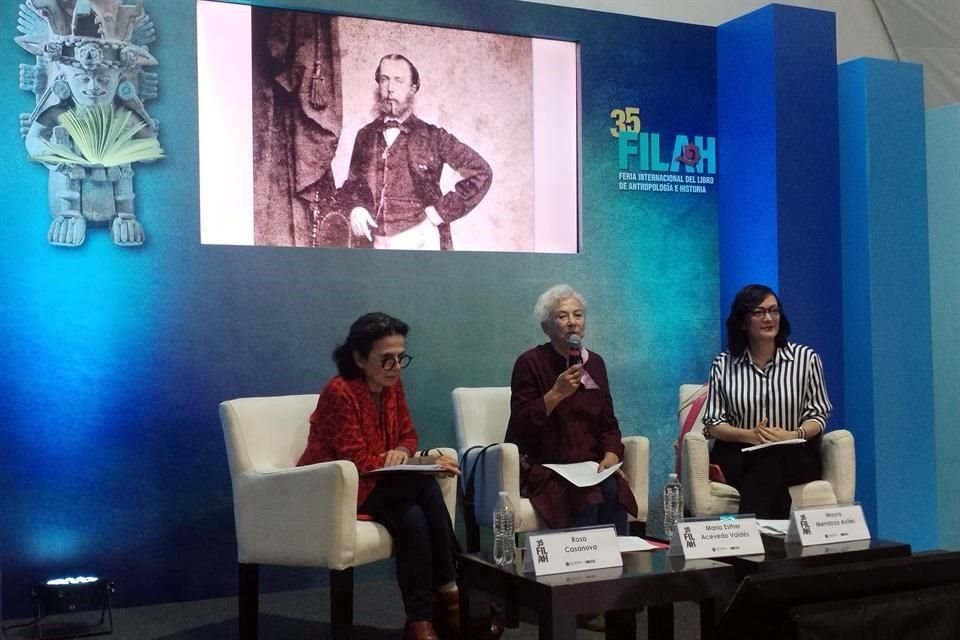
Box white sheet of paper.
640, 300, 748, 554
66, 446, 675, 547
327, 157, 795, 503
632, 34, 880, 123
617, 536, 660, 553
360, 464, 444, 476
742, 439, 806, 453
542, 461, 622, 487
757, 519, 791, 535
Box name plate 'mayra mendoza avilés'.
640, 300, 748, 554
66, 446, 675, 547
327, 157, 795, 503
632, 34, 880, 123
786, 504, 871, 546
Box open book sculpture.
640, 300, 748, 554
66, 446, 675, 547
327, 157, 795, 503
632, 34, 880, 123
17, 0, 163, 247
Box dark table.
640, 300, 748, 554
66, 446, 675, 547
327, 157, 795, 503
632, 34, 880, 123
457, 550, 737, 640
715, 549, 960, 640
720, 536, 911, 580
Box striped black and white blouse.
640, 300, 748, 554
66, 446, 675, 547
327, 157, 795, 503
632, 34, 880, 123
701, 342, 832, 435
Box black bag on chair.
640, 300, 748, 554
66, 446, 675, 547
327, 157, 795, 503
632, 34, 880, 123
454, 445, 505, 639
458, 444, 497, 553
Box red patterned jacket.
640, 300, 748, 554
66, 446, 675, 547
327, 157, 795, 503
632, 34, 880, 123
297, 376, 418, 506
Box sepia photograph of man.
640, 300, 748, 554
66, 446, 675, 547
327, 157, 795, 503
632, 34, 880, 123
339, 54, 492, 250
199, 3, 577, 252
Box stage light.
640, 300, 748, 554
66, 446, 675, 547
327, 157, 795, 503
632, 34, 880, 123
45, 577, 99, 587
33, 576, 114, 639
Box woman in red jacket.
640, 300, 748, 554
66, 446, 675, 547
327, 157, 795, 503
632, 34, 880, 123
298, 312, 460, 640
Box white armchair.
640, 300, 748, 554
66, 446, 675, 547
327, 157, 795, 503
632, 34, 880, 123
678, 383, 856, 517
220, 394, 457, 640
452, 387, 650, 549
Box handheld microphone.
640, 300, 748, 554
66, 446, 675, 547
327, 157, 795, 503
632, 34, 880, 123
566, 334, 583, 366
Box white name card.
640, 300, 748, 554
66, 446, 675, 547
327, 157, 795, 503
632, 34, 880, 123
523, 525, 622, 576
786, 504, 870, 546
668, 517, 765, 559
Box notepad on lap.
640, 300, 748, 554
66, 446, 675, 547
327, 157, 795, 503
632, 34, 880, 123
742, 439, 806, 453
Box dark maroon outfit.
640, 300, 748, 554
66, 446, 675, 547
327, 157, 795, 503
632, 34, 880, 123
505, 343, 638, 529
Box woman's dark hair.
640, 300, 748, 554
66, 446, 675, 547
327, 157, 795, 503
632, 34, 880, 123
726, 284, 791, 356
333, 312, 409, 379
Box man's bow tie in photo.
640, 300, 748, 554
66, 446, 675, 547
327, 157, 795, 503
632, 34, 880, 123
381, 119, 406, 131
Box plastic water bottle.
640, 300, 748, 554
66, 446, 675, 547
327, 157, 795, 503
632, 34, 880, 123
492, 491, 516, 567
663, 473, 683, 539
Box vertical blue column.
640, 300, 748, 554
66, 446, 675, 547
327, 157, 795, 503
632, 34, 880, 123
717, 5, 844, 421
838, 59, 937, 549
926, 104, 960, 550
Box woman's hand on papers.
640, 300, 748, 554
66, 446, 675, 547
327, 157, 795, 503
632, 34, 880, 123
597, 451, 619, 472
433, 454, 461, 477
598, 451, 627, 480
380, 448, 410, 467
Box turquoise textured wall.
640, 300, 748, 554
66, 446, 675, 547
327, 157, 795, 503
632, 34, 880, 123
0, 0, 718, 613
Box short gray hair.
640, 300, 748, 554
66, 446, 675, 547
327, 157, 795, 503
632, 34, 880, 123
534, 284, 586, 328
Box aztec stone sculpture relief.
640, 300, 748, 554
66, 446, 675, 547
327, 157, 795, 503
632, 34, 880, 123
17, 0, 163, 247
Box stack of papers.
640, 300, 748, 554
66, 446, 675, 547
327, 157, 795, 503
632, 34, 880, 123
360, 464, 444, 476
617, 536, 665, 552
757, 519, 791, 536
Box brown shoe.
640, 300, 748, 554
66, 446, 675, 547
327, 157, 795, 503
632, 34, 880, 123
435, 589, 460, 638
487, 612, 505, 640
405, 620, 440, 640
459, 601, 504, 640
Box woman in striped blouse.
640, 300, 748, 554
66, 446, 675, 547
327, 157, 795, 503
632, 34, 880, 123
702, 284, 832, 518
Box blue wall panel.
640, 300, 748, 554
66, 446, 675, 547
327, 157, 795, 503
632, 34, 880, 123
770, 8, 843, 428
717, 5, 844, 424
836, 65, 878, 526
716, 7, 780, 321
838, 58, 937, 549
926, 104, 960, 550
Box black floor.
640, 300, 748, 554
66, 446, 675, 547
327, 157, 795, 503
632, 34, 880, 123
3, 574, 701, 639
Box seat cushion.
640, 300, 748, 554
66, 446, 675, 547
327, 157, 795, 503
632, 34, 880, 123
708, 482, 740, 516
515, 497, 542, 533
352, 521, 395, 566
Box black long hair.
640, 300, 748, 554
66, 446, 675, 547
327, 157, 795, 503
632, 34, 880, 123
725, 284, 791, 356
333, 312, 409, 379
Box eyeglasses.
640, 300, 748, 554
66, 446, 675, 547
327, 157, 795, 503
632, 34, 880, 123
750, 306, 781, 319
380, 354, 413, 370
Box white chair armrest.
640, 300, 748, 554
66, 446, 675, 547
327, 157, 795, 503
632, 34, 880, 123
621, 436, 649, 523
789, 480, 837, 509
821, 429, 855, 504
681, 432, 711, 516
681, 432, 742, 517
708, 481, 740, 499
432, 446, 459, 527
234, 460, 358, 567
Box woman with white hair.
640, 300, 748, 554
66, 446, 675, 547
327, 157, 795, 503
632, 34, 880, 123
504, 284, 638, 535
